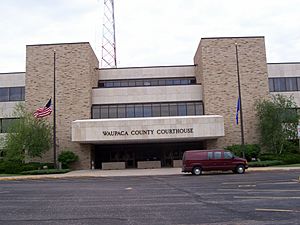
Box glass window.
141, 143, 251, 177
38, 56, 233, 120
297, 78, 300, 91
208, 152, 213, 159
105, 82, 114, 88
21, 87, 25, 100
269, 79, 275, 92
113, 81, 121, 87
98, 82, 105, 88
135, 80, 143, 87
187, 103, 195, 115
274, 78, 286, 91
128, 80, 136, 87
150, 80, 158, 86
195, 102, 203, 115
286, 78, 297, 91
152, 104, 160, 117
173, 79, 181, 85
165, 79, 173, 85
0, 88, 9, 102
1, 118, 18, 133
143, 104, 152, 117
120, 81, 128, 87
109, 106, 117, 118
178, 103, 187, 116
158, 80, 166, 86
180, 79, 189, 85
9, 87, 23, 101
100, 106, 109, 119
169, 104, 177, 116
161, 103, 169, 116
134, 105, 143, 117
126, 105, 135, 118
92, 106, 100, 119
214, 152, 222, 159
143, 80, 151, 86
190, 78, 196, 84
224, 151, 233, 159
117, 105, 126, 118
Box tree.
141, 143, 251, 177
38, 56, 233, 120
3, 104, 52, 162
255, 94, 299, 154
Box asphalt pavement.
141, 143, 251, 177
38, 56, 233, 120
0, 166, 300, 181
0, 170, 299, 225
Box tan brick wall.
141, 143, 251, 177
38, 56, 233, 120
25, 42, 99, 169
194, 37, 270, 149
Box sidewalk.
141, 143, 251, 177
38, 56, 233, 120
0, 166, 300, 181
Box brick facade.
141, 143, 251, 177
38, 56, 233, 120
25, 43, 99, 169
194, 37, 270, 149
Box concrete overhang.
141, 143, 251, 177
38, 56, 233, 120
72, 115, 224, 144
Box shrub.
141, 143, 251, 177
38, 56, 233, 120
0, 161, 54, 174
248, 160, 284, 167
20, 169, 70, 175
58, 150, 79, 169
225, 144, 261, 161
259, 153, 300, 164
0, 161, 24, 174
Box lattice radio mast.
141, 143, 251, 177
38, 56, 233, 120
101, 0, 117, 68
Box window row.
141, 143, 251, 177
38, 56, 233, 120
0, 87, 25, 102
0, 118, 19, 133
92, 101, 204, 119
98, 77, 197, 88
269, 77, 300, 92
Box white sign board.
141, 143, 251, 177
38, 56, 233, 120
298, 125, 300, 138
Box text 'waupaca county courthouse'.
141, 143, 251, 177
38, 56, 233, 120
1, 36, 300, 169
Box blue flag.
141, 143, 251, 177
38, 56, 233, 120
236, 97, 240, 125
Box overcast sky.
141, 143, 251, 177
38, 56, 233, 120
0, 0, 299, 72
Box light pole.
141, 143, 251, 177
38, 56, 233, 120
235, 43, 245, 159
53, 50, 57, 168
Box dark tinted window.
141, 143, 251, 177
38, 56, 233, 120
0, 88, 9, 102
92, 101, 203, 119
9, 87, 23, 101
135, 105, 143, 117
143, 104, 152, 117
100, 106, 109, 119
208, 152, 213, 159
126, 105, 135, 118
152, 104, 160, 117
117, 105, 126, 118
285, 78, 297, 91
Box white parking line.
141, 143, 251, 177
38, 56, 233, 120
256, 208, 300, 213
234, 196, 300, 200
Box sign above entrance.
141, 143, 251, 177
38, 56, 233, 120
72, 115, 224, 144
103, 128, 194, 137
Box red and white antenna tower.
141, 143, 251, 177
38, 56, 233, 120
101, 0, 117, 68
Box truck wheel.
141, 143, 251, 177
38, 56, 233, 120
235, 165, 245, 174
192, 167, 202, 176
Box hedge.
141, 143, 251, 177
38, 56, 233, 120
20, 169, 70, 175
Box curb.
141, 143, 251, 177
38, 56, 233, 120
0, 167, 299, 181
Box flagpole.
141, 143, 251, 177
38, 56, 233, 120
53, 50, 57, 168
235, 43, 245, 158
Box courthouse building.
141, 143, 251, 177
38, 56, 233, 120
0, 36, 299, 169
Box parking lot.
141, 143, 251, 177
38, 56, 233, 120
0, 170, 299, 225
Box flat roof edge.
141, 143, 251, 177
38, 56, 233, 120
201, 36, 264, 40
0, 72, 25, 75
26, 42, 90, 47
267, 62, 300, 65
100, 65, 196, 70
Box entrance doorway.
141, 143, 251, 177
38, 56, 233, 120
93, 141, 205, 169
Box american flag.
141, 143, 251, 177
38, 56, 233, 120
34, 99, 52, 118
